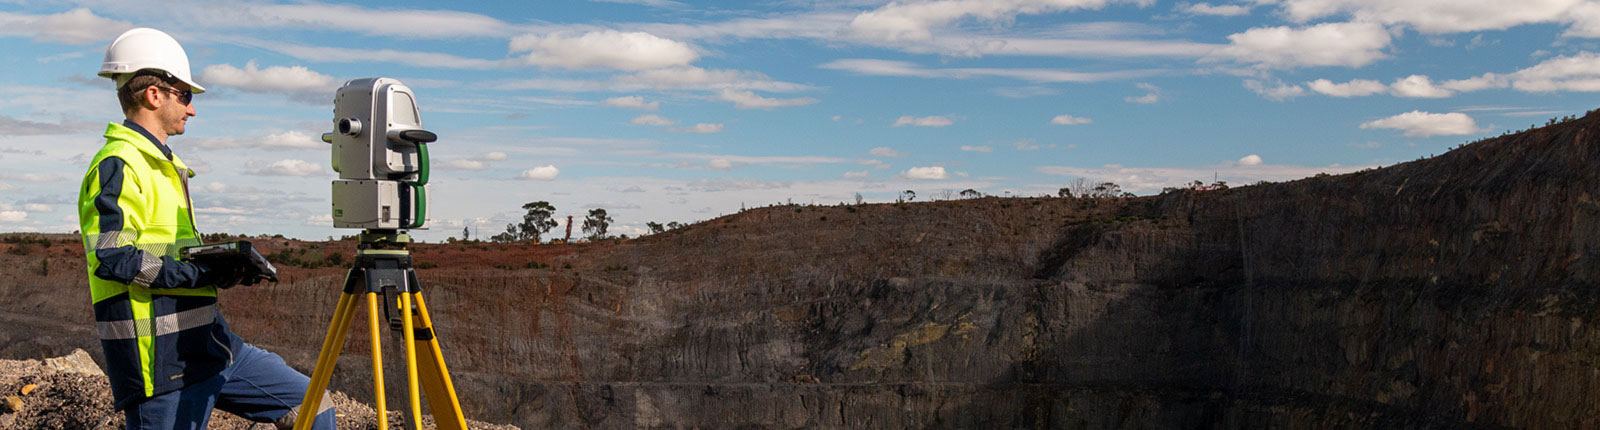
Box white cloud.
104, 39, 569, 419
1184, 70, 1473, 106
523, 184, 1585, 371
23, 203, 51, 212
1212, 21, 1391, 68
518, 165, 560, 180
1389, 74, 1453, 98
994, 86, 1063, 98
226, 3, 515, 38
1050, 114, 1092, 125
859, 159, 892, 169
1126, 82, 1161, 103
1182, 3, 1253, 16
1360, 111, 1483, 137
0, 115, 97, 136
960, 145, 993, 152
261, 130, 324, 149
510, 30, 698, 71
869, 147, 906, 157
1503, 52, 1600, 92
303, 213, 333, 227
1304, 53, 1600, 99
0, 183, 13, 191
194, 207, 252, 215
603, 96, 659, 110
1307, 78, 1388, 97
616, 67, 811, 92
0, 8, 131, 45
593, 0, 686, 7
672, 123, 725, 134
218, 37, 505, 70
846, 0, 1134, 41
686, 178, 791, 192
0, 210, 24, 222
819, 58, 1160, 83
635, 12, 1217, 59
679, 153, 845, 165
437, 159, 488, 170
1244, 80, 1306, 101
6, 172, 65, 182
1567, 2, 1600, 38
1441, 74, 1504, 92
898, 34, 1219, 59
1014, 138, 1042, 151
199, 61, 338, 102
892, 115, 954, 127
904, 166, 949, 180
1275, 0, 1581, 34
245, 159, 324, 176
630, 114, 677, 126
842, 170, 870, 178
716, 89, 819, 109
476, 152, 508, 161
505, 66, 813, 93
707, 158, 735, 170
1237, 154, 1263, 166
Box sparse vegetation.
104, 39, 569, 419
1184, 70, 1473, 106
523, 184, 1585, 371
518, 201, 559, 242
265, 244, 346, 269
583, 208, 613, 240
2, 234, 52, 246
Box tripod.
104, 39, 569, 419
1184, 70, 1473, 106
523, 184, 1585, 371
295, 230, 467, 430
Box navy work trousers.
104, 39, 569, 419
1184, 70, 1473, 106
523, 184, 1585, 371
124, 342, 336, 430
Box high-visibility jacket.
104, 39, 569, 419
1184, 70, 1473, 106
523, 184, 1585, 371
77, 121, 241, 410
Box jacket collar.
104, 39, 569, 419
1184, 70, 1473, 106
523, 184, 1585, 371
105, 122, 192, 175
120, 120, 173, 161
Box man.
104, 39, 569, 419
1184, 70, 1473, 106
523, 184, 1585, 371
77, 27, 336, 430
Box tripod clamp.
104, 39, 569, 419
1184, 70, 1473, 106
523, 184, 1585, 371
348, 230, 422, 332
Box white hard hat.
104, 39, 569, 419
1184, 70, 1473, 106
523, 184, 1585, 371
98, 27, 206, 93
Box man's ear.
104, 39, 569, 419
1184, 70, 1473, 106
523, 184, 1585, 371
140, 86, 162, 110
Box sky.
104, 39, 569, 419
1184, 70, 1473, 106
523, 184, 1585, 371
2, 0, 1598, 242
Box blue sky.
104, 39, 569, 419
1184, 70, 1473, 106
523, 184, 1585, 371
2, 0, 1598, 241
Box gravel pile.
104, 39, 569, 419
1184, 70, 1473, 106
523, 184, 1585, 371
0, 349, 517, 430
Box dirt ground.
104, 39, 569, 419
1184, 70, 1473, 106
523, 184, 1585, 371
0, 349, 517, 430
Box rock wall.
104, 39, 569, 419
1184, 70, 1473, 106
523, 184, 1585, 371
5, 112, 1600, 428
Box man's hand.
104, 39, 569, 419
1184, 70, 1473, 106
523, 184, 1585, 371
194, 259, 244, 289
181, 241, 278, 288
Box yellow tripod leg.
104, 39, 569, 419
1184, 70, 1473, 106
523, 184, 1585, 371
296, 292, 358, 430
400, 292, 424, 428
367, 292, 388, 430
411, 292, 467, 430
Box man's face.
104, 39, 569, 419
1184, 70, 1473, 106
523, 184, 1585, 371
150, 82, 195, 136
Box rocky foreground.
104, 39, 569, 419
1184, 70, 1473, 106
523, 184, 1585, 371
0, 349, 518, 430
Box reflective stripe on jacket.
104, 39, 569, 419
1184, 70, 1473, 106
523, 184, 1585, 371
78, 122, 240, 410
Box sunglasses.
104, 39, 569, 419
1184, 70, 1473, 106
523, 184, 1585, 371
151, 84, 193, 106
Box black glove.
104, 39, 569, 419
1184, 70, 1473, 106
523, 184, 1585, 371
181, 241, 278, 288
194, 259, 244, 289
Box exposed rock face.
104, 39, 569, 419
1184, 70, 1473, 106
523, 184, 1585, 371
4, 112, 1600, 428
